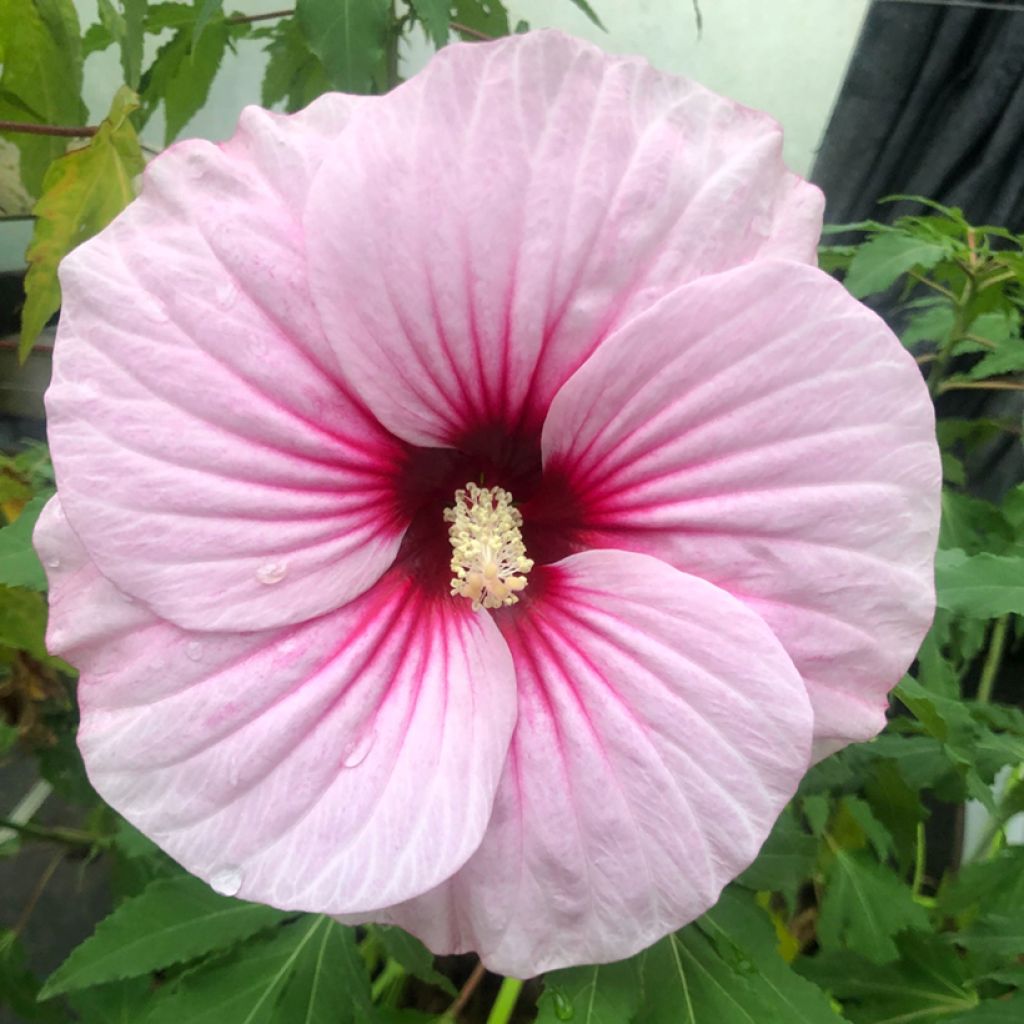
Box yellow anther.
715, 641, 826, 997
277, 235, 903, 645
444, 483, 533, 611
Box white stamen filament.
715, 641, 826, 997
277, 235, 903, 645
444, 482, 534, 611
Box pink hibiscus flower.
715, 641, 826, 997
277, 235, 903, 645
36, 32, 940, 976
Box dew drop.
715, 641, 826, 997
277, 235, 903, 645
45, 556, 60, 569
185, 640, 203, 662
210, 866, 243, 897
343, 730, 376, 769
553, 992, 574, 1021
256, 561, 287, 585
215, 280, 239, 309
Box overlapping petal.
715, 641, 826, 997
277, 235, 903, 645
37, 499, 517, 912
349, 550, 813, 975
541, 260, 941, 752
305, 31, 823, 447
46, 95, 409, 632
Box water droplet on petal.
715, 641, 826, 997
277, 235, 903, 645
185, 640, 203, 662
215, 280, 238, 309
256, 561, 287, 585
553, 992, 574, 1021
343, 730, 376, 769
45, 556, 60, 569
210, 866, 243, 897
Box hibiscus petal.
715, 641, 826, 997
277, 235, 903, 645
345, 549, 813, 975
541, 259, 941, 752
36, 498, 517, 911
46, 95, 409, 632
305, 31, 823, 446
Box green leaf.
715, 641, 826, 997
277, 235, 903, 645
261, 17, 330, 112
949, 995, 1024, 1023
140, 18, 229, 145
934, 549, 1024, 618
0, 495, 47, 590
295, 0, 391, 94
955, 915, 1024, 957
275, 921, 372, 1024
192, 0, 223, 46
539, 959, 642, 1024
121, 0, 148, 89
0, 931, 64, 1022
799, 935, 979, 1024
68, 978, 153, 1024
817, 850, 929, 963
963, 344, 1024, 381
697, 889, 841, 1023
737, 807, 817, 908
373, 926, 457, 996
39, 873, 288, 998
20, 86, 144, 358
451, 0, 510, 37
638, 926, 835, 1024
410, 0, 451, 47
144, 917, 329, 1024
0, 585, 50, 661
567, 0, 606, 30
844, 232, 950, 298
0, 0, 87, 196
901, 300, 954, 350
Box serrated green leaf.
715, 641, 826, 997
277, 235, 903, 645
639, 926, 834, 1024
949, 995, 1024, 1023
539, 959, 642, 1024
567, 0, 606, 30
697, 889, 840, 1023
799, 935, 978, 1024
963, 345, 1024, 381
818, 850, 929, 963
39, 873, 288, 998
938, 848, 1024, 918
0, 0, 88, 196
20, 86, 144, 358
0, 585, 49, 661
737, 807, 817, 908
145, 1, 192, 31
296, 0, 390, 94
144, 917, 326, 1024
955, 915, 1024, 957
261, 17, 330, 112
275, 921, 371, 1024
451, 0, 510, 37
844, 232, 950, 298
934, 549, 1024, 618
901, 301, 954, 350
411, 0, 450, 46
373, 926, 457, 996
140, 18, 229, 145
193, 0, 223, 46
0, 495, 47, 590
121, 0, 148, 89
68, 978, 153, 1024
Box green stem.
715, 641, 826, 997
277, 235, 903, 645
0, 817, 99, 848
911, 821, 927, 899
927, 276, 975, 397
485, 977, 524, 1024
370, 959, 407, 1005
976, 616, 1008, 704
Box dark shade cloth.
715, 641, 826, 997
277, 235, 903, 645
812, 0, 1024, 501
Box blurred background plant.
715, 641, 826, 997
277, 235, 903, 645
2, 3, 1024, 1024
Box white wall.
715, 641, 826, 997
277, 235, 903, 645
80, 0, 869, 176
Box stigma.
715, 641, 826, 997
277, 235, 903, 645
444, 483, 534, 611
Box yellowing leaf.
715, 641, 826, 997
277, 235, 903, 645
19, 86, 144, 360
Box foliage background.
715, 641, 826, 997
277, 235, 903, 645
2, 3, 1023, 1023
